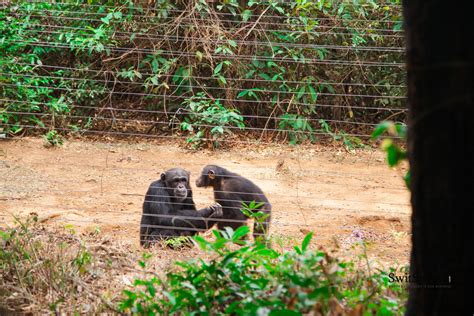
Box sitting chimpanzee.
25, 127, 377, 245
140, 168, 222, 247
195, 165, 272, 241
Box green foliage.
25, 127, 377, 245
372, 121, 410, 187
43, 129, 64, 147
1, 0, 405, 147
163, 236, 194, 249
0, 1, 111, 137
120, 228, 407, 315
319, 119, 364, 150
278, 114, 316, 145
180, 93, 245, 148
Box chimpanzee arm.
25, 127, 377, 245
171, 204, 222, 231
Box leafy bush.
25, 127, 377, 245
319, 119, 365, 150
120, 227, 407, 315
1, 0, 405, 146
180, 93, 245, 148
43, 129, 64, 147
372, 121, 409, 187
278, 114, 316, 145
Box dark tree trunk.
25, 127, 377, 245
404, 1, 474, 315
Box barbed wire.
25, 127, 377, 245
0, 201, 410, 223
17, 2, 403, 22
4, 168, 408, 191
5, 62, 408, 88
3, 146, 408, 184
13, 3, 403, 30
0, 85, 406, 107
12, 10, 406, 38
1, 73, 406, 100
0, 99, 408, 116
7, 40, 405, 67
0, 112, 384, 132
10, 13, 405, 35
0, 180, 408, 203
14, 22, 405, 52
0, 123, 386, 141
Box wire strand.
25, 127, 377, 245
6, 62, 408, 88
13, 3, 403, 25
7, 40, 406, 67
1, 73, 406, 100
0, 112, 383, 133
0, 83, 407, 106
13, 11, 406, 38
0, 99, 409, 115
11, 3, 403, 32
0, 123, 384, 141
13, 22, 405, 52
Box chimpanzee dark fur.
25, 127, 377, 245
195, 165, 271, 241
140, 168, 222, 247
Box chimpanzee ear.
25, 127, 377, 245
160, 173, 166, 181
208, 169, 216, 180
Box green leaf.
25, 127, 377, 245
217, 75, 227, 85
293, 246, 302, 255
211, 126, 224, 134
233, 225, 250, 240
237, 90, 248, 98
242, 10, 252, 22
227, 40, 237, 48
150, 76, 159, 85
404, 170, 411, 188
301, 232, 313, 252
296, 86, 306, 99
371, 121, 393, 139
163, 291, 176, 305
386, 144, 400, 167
151, 59, 159, 73
308, 85, 317, 102
214, 62, 223, 75
395, 123, 408, 138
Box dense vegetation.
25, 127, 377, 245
123, 227, 408, 315
0, 218, 407, 314
1, 0, 404, 147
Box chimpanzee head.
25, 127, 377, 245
161, 168, 191, 202
195, 165, 218, 188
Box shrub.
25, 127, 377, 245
120, 227, 407, 315
43, 129, 64, 147
180, 93, 245, 149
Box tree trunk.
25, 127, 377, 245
404, 1, 474, 315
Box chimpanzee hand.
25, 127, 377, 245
209, 203, 223, 218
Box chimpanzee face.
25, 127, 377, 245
195, 165, 216, 188
161, 168, 190, 202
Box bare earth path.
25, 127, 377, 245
0, 137, 411, 266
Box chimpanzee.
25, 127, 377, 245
140, 168, 222, 247
195, 165, 272, 241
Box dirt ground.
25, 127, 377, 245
0, 137, 411, 267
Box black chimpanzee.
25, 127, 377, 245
195, 165, 272, 241
140, 168, 222, 247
